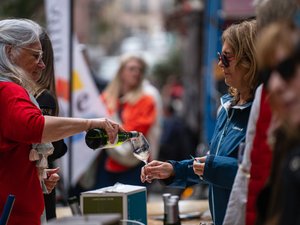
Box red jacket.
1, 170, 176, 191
246, 88, 273, 225
0, 82, 45, 225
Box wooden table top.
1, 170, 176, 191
56, 199, 211, 225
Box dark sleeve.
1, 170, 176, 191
36, 90, 56, 116
36, 90, 68, 162
204, 154, 238, 189
48, 139, 68, 162
159, 159, 204, 189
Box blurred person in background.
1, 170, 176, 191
158, 75, 188, 162
98, 54, 160, 187
141, 19, 259, 225
0, 18, 122, 225
142, 78, 163, 162
71, 54, 160, 194
254, 21, 300, 225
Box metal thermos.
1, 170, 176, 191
164, 195, 181, 225
162, 193, 171, 225
67, 196, 82, 215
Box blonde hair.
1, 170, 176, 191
102, 54, 147, 112
222, 19, 258, 102
256, 21, 298, 70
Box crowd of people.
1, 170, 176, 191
0, 0, 300, 225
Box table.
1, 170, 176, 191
56, 200, 211, 225
147, 200, 211, 225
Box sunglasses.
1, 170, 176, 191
217, 52, 234, 68
260, 45, 300, 85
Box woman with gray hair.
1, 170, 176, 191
0, 18, 122, 225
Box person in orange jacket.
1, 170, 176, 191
69, 54, 161, 194
98, 54, 160, 187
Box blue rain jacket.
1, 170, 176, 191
167, 94, 252, 225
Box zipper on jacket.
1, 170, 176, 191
211, 108, 235, 225
216, 109, 234, 155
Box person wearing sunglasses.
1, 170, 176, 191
141, 19, 259, 225
0, 19, 123, 225
223, 1, 300, 225
259, 44, 300, 87
254, 22, 300, 225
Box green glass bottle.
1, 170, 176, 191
85, 128, 139, 150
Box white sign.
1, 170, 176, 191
45, 0, 108, 188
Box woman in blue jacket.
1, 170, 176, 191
141, 19, 259, 225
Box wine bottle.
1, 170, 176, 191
85, 128, 139, 150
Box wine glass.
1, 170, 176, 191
130, 133, 150, 165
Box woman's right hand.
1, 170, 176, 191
141, 160, 174, 183
88, 118, 125, 144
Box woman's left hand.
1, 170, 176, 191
193, 156, 206, 176
44, 167, 60, 193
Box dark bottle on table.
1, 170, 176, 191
85, 128, 139, 150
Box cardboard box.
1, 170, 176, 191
80, 183, 147, 225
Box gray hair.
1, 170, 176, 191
0, 19, 41, 90
255, 0, 299, 30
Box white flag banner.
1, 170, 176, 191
45, 0, 70, 116
66, 37, 108, 185
45, 0, 108, 187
